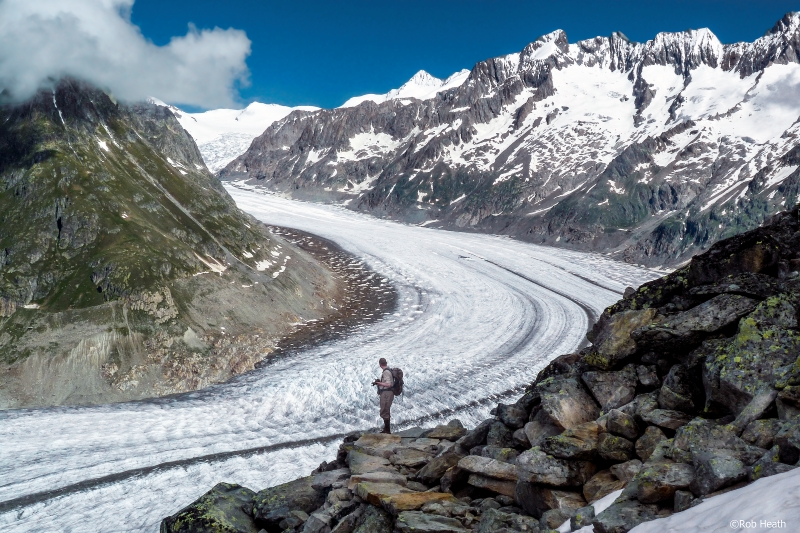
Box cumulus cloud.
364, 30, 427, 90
0, 0, 251, 108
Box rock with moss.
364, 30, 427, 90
252, 476, 325, 531
160, 482, 258, 533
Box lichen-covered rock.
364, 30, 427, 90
571, 505, 596, 529
741, 419, 783, 449
776, 386, 800, 420
610, 459, 643, 482
252, 476, 325, 530
456, 419, 494, 449
671, 419, 765, 467
523, 417, 562, 448
728, 390, 779, 435
686, 233, 780, 286
748, 446, 797, 481
640, 409, 692, 430
480, 446, 521, 464
476, 508, 539, 533
485, 421, 514, 448
540, 421, 600, 460
634, 462, 695, 504
514, 483, 585, 518
585, 308, 658, 370
160, 482, 258, 533
381, 492, 458, 515
774, 418, 800, 464
633, 294, 759, 351
427, 420, 468, 441
467, 474, 517, 497
635, 426, 667, 462
582, 367, 638, 411
395, 510, 469, 533
516, 447, 597, 487
702, 307, 800, 416
636, 365, 660, 390
690, 451, 746, 495
496, 403, 529, 429
415, 451, 464, 485
593, 499, 659, 533
534, 377, 600, 431
658, 364, 699, 413
598, 433, 635, 462
688, 272, 780, 299
606, 410, 640, 440
582, 469, 626, 503
458, 455, 518, 481
352, 505, 393, 533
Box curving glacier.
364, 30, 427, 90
0, 187, 659, 533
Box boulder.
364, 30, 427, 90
347, 451, 396, 475
673, 490, 696, 512
161, 482, 258, 533
606, 410, 639, 440
598, 433, 635, 462
348, 471, 407, 489
540, 421, 600, 460
687, 272, 780, 299
312, 468, 351, 491
585, 308, 658, 370
633, 294, 759, 350
354, 481, 414, 506
658, 364, 698, 413
635, 426, 667, 461
671, 419, 765, 466
741, 419, 783, 449
303, 509, 334, 533
774, 419, 800, 464
395, 511, 469, 533
440, 466, 468, 494
427, 420, 467, 441
352, 506, 392, 533
728, 390, 778, 435
571, 505, 596, 530
381, 492, 458, 515
252, 476, 326, 531
516, 447, 597, 487
592, 500, 659, 533
415, 451, 464, 485
467, 474, 517, 497
633, 462, 695, 503
686, 233, 780, 287
496, 403, 528, 429
352, 433, 401, 458
485, 421, 514, 448
511, 428, 530, 449
746, 293, 798, 329
777, 386, 800, 420
582, 367, 637, 411
640, 409, 692, 430
535, 378, 600, 431
456, 419, 494, 449
702, 309, 800, 416
636, 365, 660, 390
480, 446, 520, 464
748, 446, 797, 481
523, 417, 562, 448
610, 460, 643, 482
514, 483, 586, 518
690, 451, 746, 496
583, 469, 626, 503
541, 508, 574, 530
458, 455, 518, 481
476, 508, 539, 533
390, 447, 434, 468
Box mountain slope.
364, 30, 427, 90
0, 79, 340, 409
220, 13, 800, 267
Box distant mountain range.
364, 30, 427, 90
196, 12, 800, 267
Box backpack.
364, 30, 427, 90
390, 368, 404, 396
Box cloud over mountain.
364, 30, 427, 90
0, 0, 251, 108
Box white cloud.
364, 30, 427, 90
0, 0, 252, 109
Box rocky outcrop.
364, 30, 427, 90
162, 203, 800, 532
221, 13, 800, 268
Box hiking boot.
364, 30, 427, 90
382, 418, 391, 434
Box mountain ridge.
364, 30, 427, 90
218, 12, 800, 267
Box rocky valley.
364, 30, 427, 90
219, 13, 800, 268
0, 79, 348, 409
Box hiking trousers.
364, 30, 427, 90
379, 390, 393, 420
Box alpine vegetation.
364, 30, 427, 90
221, 13, 800, 267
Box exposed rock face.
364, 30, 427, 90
221, 13, 800, 267
0, 79, 345, 409
161, 203, 800, 532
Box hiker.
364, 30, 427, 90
372, 357, 394, 434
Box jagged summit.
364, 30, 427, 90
218, 12, 800, 268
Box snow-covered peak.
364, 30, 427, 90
149, 98, 318, 172
340, 68, 470, 108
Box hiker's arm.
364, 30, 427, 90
373, 379, 393, 387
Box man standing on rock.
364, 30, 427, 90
372, 357, 394, 434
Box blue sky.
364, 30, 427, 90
131, 0, 800, 109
